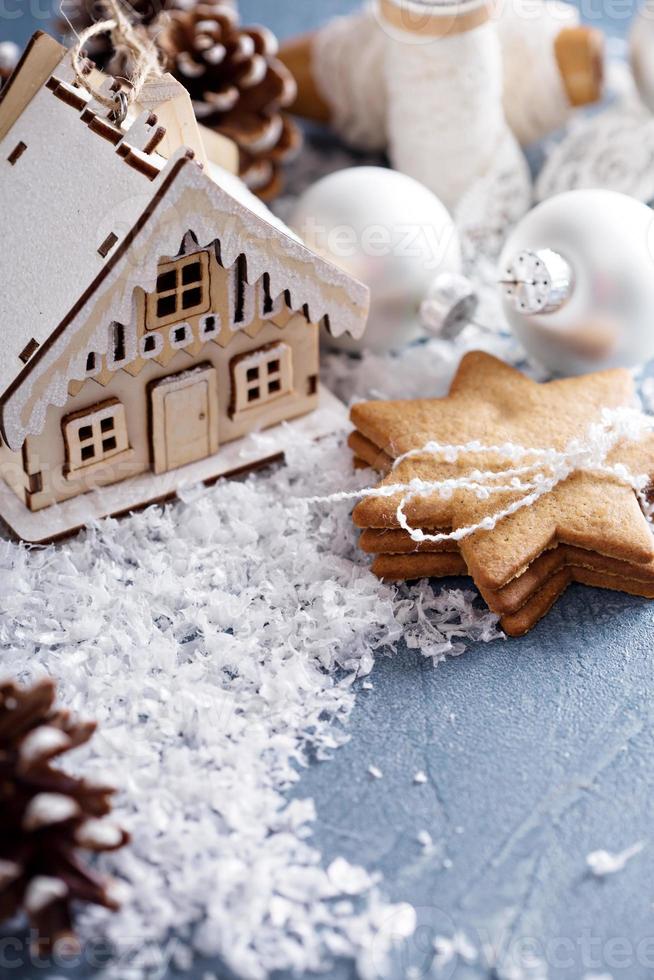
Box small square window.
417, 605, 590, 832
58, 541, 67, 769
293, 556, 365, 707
86, 352, 96, 373
231, 342, 293, 417
64, 399, 130, 475
203, 316, 216, 333
174, 326, 187, 343
148, 253, 209, 329
182, 287, 203, 310
182, 262, 202, 285
143, 334, 157, 353
157, 295, 177, 319
157, 270, 176, 292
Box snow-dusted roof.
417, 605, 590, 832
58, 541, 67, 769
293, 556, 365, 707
0, 35, 369, 450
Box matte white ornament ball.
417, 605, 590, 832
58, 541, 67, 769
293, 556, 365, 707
498, 189, 654, 376
289, 167, 461, 353
631, 1, 654, 112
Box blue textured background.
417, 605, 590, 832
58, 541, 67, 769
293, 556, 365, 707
4, 2, 654, 979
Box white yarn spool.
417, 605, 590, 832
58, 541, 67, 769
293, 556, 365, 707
380, 0, 521, 211
311, 0, 582, 152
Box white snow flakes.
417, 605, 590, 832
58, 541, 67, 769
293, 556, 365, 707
0, 427, 498, 979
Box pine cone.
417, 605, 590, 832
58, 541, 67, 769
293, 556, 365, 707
157, 3, 302, 200
0, 678, 129, 954
57, 0, 181, 70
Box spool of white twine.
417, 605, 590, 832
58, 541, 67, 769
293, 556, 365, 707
311, 0, 582, 152
379, 0, 521, 210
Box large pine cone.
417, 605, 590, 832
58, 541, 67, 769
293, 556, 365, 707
0, 679, 129, 953
157, 3, 302, 200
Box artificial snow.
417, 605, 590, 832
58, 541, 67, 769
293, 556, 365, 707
586, 842, 645, 877
0, 424, 499, 979
0, 132, 518, 980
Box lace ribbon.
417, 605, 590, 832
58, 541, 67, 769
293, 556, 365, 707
308, 407, 654, 544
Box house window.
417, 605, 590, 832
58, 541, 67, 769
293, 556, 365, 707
146, 252, 210, 328
228, 255, 255, 330
140, 332, 162, 358
170, 323, 192, 349
110, 322, 126, 365
63, 399, 129, 474
200, 313, 220, 338
231, 343, 293, 415
259, 272, 283, 320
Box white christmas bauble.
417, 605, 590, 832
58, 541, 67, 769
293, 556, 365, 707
289, 167, 461, 353
498, 189, 654, 376
631, 1, 654, 112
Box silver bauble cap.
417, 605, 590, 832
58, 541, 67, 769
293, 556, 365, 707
500, 248, 575, 316
420, 272, 478, 339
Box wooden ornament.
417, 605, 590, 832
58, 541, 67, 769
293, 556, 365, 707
554, 25, 604, 107
0, 33, 369, 544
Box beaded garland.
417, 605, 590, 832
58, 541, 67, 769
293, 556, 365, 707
309, 407, 654, 544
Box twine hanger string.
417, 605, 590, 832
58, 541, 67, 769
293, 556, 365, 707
307, 407, 654, 544
69, 0, 164, 124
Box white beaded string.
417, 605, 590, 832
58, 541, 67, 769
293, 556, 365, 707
307, 407, 654, 544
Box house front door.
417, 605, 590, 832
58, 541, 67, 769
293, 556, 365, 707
150, 364, 219, 474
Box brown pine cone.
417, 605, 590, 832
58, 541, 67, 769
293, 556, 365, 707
0, 678, 129, 954
157, 3, 302, 200
57, 0, 185, 69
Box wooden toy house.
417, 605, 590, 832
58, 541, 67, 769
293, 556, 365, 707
0, 34, 369, 542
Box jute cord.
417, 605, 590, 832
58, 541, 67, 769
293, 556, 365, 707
69, 0, 164, 123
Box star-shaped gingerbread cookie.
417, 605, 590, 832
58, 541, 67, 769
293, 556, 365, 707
351, 352, 654, 592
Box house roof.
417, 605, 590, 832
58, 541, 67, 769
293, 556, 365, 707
0, 35, 369, 450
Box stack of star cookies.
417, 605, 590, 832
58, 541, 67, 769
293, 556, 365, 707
348, 352, 654, 636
